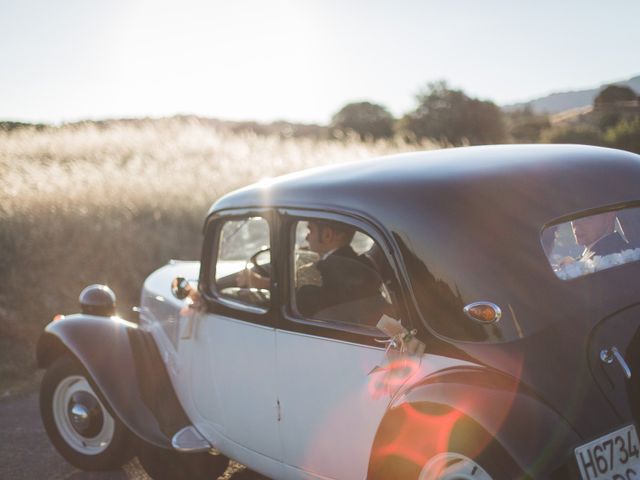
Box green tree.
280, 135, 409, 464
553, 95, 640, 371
506, 106, 551, 143
594, 85, 639, 129
594, 85, 638, 107
400, 81, 506, 145
330, 101, 394, 140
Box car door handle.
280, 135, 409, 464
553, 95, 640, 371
600, 346, 632, 379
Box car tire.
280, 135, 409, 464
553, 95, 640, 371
416, 452, 496, 480
372, 411, 519, 480
137, 440, 230, 480
40, 354, 133, 471
419, 418, 511, 480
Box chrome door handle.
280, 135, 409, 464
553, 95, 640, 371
600, 347, 632, 379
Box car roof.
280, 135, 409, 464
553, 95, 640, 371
210, 144, 640, 224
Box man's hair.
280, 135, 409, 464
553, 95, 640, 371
313, 220, 356, 243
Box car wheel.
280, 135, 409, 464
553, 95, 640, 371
137, 441, 230, 480
40, 354, 133, 471
371, 410, 519, 480
375, 447, 503, 480
418, 452, 494, 479
416, 416, 520, 480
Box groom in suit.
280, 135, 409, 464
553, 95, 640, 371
296, 220, 381, 318
238, 219, 383, 320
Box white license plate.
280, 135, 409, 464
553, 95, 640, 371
575, 425, 640, 480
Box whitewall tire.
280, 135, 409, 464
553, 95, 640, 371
40, 355, 133, 470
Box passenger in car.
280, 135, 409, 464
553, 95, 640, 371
295, 220, 382, 321
619, 209, 640, 249
572, 211, 629, 259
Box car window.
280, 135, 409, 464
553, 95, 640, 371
543, 205, 640, 280
214, 216, 271, 309
291, 219, 397, 331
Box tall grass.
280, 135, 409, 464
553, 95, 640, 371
0, 117, 434, 383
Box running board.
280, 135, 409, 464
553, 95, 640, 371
171, 426, 212, 452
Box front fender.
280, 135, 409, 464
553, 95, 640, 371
37, 314, 189, 449
368, 367, 581, 479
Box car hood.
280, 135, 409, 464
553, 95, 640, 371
139, 260, 201, 347
142, 261, 201, 302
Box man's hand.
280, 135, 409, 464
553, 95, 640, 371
236, 268, 270, 289
187, 288, 206, 311
559, 256, 576, 266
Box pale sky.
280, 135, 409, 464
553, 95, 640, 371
1, 0, 638, 124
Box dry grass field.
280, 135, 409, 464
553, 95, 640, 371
0, 117, 435, 388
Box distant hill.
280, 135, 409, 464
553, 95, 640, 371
0, 120, 47, 131
504, 75, 640, 114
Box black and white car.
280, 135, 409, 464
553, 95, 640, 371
38, 145, 640, 479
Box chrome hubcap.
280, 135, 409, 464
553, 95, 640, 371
67, 390, 104, 437
69, 403, 90, 430
419, 452, 493, 480
52, 375, 115, 455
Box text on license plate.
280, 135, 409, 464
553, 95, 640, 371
575, 425, 640, 480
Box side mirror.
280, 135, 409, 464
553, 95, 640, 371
171, 277, 192, 300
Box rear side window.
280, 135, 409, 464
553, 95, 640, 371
542, 205, 640, 280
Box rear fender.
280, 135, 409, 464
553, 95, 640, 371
37, 314, 189, 448
368, 367, 581, 479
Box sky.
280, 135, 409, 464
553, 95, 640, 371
1, 0, 639, 125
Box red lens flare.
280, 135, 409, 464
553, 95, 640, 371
370, 351, 525, 477
371, 403, 465, 471
368, 357, 421, 399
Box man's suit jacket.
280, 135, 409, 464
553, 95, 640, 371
582, 232, 629, 259
296, 246, 381, 318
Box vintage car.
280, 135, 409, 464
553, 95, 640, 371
37, 144, 640, 480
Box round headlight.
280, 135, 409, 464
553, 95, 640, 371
79, 284, 116, 317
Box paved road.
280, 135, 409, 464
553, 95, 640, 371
0, 389, 267, 480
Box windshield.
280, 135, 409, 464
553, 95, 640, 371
543, 205, 640, 280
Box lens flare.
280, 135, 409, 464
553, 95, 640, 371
371, 403, 465, 471
368, 357, 421, 399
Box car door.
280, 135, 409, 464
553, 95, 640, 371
177, 212, 283, 463
275, 212, 418, 480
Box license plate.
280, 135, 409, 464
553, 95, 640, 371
575, 425, 640, 480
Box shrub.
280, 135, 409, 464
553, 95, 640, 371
506, 107, 551, 143
605, 118, 640, 154
540, 124, 605, 146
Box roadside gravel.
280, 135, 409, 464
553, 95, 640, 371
0, 388, 267, 480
